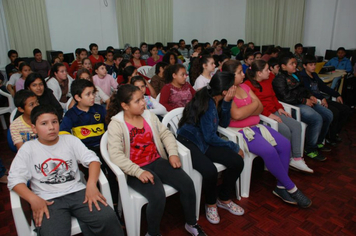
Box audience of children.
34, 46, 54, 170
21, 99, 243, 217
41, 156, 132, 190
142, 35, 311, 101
254, 51, 262, 60
140, 42, 150, 62
130, 47, 146, 68
222, 60, 312, 208
191, 55, 216, 90
189, 39, 199, 56
106, 84, 207, 236
178, 39, 189, 58
244, 60, 313, 173
177, 71, 245, 224
105, 50, 115, 75
325, 47, 353, 73
8, 104, 123, 236
294, 43, 304, 71
6, 58, 25, 97
88, 43, 105, 67
92, 62, 118, 97
81, 57, 93, 74
15, 62, 32, 92
69, 48, 88, 78
162, 51, 178, 66
123, 44, 132, 60
47, 63, 73, 109
30, 49, 51, 79
231, 39, 244, 57
272, 53, 333, 162
147, 45, 163, 66
5, 50, 18, 78
160, 64, 195, 111
213, 42, 223, 56
242, 52, 254, 74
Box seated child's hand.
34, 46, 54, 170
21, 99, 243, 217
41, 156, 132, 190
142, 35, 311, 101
139, 170, 155, 184
29, 195, 54, 227
169, 155, 181, 168
84, 184, 108, 212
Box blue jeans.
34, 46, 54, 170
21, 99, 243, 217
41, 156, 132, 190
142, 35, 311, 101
296, 104, 333, 152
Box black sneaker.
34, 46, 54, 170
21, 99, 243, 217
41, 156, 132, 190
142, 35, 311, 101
317, 143, 331, 152
273, 187, 297, 205
305, 150, 327, 162
185, 223, 207, 236
289, 189, 312, 208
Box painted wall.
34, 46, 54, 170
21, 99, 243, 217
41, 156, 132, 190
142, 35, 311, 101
45, 0, 120, 54
172, 0, 246, 45
303, 0, 356, 56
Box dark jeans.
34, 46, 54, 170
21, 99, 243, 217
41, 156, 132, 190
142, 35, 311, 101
127, 158, 196, 236
177, 135, 244, 205
327, 100, 351, 140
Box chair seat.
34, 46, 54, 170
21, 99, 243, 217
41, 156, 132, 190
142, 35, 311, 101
29, 215, 82, 235
129, 184, 178, 200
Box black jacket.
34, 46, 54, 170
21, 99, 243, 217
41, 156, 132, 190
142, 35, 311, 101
272, 72, 312, 105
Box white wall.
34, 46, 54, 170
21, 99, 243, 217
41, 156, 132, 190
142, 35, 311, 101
172, 0, 246, 45
303, 0, 356, 56
45, 0, 120, 54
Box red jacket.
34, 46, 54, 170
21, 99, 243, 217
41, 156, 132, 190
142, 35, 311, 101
244, 76, 284, 117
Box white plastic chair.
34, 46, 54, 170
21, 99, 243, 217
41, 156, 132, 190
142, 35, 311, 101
162, 108, 241, 218
156, 93, 160, 103
0, 90, 15, 129
279, 101, 307, 155
100, 131, 191, 236
137, 66, 152, 77
10, 170, 113, 236
10, 108, 18, 124
218, 115, 278, 198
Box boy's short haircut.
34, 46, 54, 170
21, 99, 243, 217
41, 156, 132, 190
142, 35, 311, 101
244, 51, 254, 60
179, 39, 185, 44
80, 48, 88, 55
302, 54, 317, 65
106, 46, 114, 51
268, 57, 279, 68
113, 53, 123, 60
75, 48, 81, 56
221, 39, 227, 45
106, 50, 114, 56
237, 39, 244, 45
140, 42, 147, 48
14, 58, 24, 67
33, 48, 41, 56
70, 79, 96, 102
14, 90, 36, 109
8, 50, 18, 58
337, 47, 346, 52
155, 42, 163, 49
248, 42, 254, 46
294, 43, 303, 49
155, 62, 168, 75
89, 43, 98, 51
191, 39, 198, 44
31, 105, 59, 125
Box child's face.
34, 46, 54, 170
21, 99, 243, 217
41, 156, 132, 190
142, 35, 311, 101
192, 41, 198, 47
83, 59, 92, 70
150, 47, 158, 55
134, 81, 146, 95
169, 55, 176, 65
123, 90, 145, 115
125, 48, 132, 55
303, 62, 316, 73
9, 53, 18, 63
234, 65, 245, 85
20, 96, 39, 116
238, 42, 244, 48
337, 50, 346, 60
203, 58, 216, 73
254, 54, 262, 60
215, 44, 222, 51
54, 66, 67, 81
79, 72, 91, 81
172, 68, 187, 86
114, 57, 123, 66
259, 64, 270, 80
91, 46, 98, 55
79, 51, 88, 60
34, 53, 42, 62
245, 56, 254, 66
270, 64, 280, 75
248, 44, 254, 49
179, 41, 186, 49
282, 59, 297, 74
29, 78, 45, 96
295, 47, 303, 55
133, 50, 141, 59
106, 53, 114, 61
205, 43, 211, 49
96, 65, 107, 77
141, 45, 148, 52
58, 53, 64, 62
32, 113, 60, 146
76, 87, 95, 107
21, 66, 32, 79
195, 47, 202, 54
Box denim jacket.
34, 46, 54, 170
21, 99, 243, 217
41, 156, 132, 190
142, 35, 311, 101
177, 98, 240, 154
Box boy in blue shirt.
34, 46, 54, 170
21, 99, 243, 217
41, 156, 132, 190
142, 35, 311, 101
325, 47, 352, 73
8, 105, 123, 235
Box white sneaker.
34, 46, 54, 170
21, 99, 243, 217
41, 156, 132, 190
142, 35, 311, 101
289, 158, 314, 173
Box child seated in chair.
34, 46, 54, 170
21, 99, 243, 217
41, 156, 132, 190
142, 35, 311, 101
106, 84, 206, 236
7, 105, 123, 236
10, 90, 39, 150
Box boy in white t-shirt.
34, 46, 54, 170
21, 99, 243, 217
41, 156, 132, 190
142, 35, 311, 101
8, 105, 123, 236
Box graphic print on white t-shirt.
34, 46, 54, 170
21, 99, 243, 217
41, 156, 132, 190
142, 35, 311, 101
36, 158, 75, 184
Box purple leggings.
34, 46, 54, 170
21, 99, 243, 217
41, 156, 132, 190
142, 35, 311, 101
239, 125, 295, 190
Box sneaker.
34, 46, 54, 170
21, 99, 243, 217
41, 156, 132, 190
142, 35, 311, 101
216, 199, 244, 216
317, 143, 331, 152
289, 189, 312, 208
289, 158, 314, 173
205, 205, 220, 224
305, 151, 327, 162
185, 223, 207, 236
273, 187, 297, 205
325, 139, 337, 147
